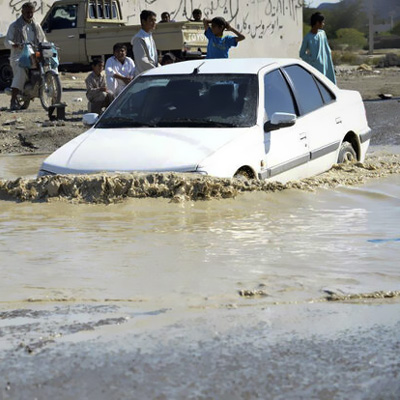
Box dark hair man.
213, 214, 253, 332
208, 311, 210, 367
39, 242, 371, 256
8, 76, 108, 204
131, 10, 159, 76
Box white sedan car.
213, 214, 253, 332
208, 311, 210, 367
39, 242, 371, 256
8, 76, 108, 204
38, 58, 371, 182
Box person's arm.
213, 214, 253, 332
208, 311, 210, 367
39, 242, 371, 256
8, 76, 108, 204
36, 21, 47, 43
299, 34, 311, 62
132, 37, 156, 73
4, 23, 19, 49
127, 57, 136, 78
105, 59, 117, 90
225, 22, 245, 42
203, 18, 211, 32
113, 72, 133, 85
85, 74, 104, 101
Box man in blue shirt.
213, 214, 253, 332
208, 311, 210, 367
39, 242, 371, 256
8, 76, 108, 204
203, 17, 245, 59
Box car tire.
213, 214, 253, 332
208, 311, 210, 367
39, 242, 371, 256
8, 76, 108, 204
234, 169, 253, 181
337, 142, 357, 163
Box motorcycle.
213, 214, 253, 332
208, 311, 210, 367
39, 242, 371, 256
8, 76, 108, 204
6, 42, 62, 111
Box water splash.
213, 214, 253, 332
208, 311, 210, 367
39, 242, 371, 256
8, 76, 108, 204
1, 155, 400, 204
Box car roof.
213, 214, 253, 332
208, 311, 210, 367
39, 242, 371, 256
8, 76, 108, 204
145, 58, 300, 76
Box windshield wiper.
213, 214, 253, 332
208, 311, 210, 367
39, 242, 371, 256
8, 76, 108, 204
98, 117, 157, 128
157, 118, 239, 127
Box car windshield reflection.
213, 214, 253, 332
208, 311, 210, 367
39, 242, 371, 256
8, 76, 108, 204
97, 74, 258, 129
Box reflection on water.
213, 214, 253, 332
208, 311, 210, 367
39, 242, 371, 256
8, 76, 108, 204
1, 167, 399, 307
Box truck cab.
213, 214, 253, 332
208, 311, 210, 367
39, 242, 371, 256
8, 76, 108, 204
41, 0, 125, 65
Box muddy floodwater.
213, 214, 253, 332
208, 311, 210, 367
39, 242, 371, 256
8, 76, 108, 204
1, 101, 400, 399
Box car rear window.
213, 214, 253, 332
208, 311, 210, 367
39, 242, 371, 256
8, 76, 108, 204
315, 78, 336, 104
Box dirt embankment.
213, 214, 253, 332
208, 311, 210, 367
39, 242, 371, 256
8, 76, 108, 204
0, 67, 399, 156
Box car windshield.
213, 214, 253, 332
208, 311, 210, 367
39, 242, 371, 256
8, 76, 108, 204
97, 74, 258, 128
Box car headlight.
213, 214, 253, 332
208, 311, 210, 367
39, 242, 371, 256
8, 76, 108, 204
192, 169, 208, 175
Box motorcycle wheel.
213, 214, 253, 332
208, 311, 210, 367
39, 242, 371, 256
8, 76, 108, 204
39, 70, 62, 111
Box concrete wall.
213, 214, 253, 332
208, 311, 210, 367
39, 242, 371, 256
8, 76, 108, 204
0, 0, 303, 58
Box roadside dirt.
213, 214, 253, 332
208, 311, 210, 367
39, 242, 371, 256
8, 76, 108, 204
0, 67, 399, 156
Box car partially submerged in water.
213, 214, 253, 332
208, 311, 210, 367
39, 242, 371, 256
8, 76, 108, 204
38, 58, 371, 182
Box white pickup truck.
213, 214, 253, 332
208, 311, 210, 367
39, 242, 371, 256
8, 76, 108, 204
0, 0, 207, 89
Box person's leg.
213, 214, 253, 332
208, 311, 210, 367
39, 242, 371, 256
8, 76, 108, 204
104, 91, 115, 108
9, 60, 27, 110
89, 101, 104, 114
10, 87, 20, 110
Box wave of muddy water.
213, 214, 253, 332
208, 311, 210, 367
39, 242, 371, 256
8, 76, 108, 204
1, 153, 400, 204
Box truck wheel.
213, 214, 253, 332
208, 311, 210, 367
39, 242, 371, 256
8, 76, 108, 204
337, 142, 357, 163
40, 70, 62, 111
0, 56, 13, 90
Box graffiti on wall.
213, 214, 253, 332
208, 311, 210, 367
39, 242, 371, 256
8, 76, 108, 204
2, 0, 302, 44
125, 0, 303, 39
8, 0, 49, 15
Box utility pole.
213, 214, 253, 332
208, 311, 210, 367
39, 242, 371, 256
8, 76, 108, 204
368, 0, 374, 55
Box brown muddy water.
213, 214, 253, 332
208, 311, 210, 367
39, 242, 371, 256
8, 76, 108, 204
0, 148, 400, 399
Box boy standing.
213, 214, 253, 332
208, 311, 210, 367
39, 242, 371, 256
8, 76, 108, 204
203, 17, 245, 59
85, 59, 114, 114
300, 12, 336, 84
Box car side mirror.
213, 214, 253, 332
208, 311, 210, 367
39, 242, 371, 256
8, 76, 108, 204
82, 113, 99, 126
264, 112, 296, 132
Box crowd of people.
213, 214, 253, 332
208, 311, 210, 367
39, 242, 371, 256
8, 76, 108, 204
4, 2, 336, 114
87, 9, 248, 114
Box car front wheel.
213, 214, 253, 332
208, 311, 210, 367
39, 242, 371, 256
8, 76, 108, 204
337, 142, 357, 163
233, 168, 254, 181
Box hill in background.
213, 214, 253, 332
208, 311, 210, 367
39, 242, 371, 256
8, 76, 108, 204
318, 0, 400, 23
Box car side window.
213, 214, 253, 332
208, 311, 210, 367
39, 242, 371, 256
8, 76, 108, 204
316, 79, 336, 104
47, 5, 78, 30
264, 69, 296, 121
283, 65, 324, 115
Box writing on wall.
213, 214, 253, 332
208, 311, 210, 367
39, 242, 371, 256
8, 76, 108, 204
8, 0, 51, 16
125, 0, 303, 39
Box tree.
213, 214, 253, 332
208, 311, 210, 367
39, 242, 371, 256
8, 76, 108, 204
391, 21, 400, 36
332, 28, 368, 50
303, 0, 369, 39
303, 23, 311, 36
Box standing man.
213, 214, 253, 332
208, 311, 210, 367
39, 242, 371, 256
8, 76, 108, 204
300, 12, 336, 84
131, 10, 158, 76
105, 43, 135, 97
4, 2, 46, 110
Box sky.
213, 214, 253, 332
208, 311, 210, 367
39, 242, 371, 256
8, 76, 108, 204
306, 0, 341, 7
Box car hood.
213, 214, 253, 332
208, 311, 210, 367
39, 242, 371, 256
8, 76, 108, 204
40, 127, 249, 174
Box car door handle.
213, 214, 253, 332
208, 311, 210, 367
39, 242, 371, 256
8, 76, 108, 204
68, 35, 75, 38
299, 133, 307, 140
335, 117, 342, 124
